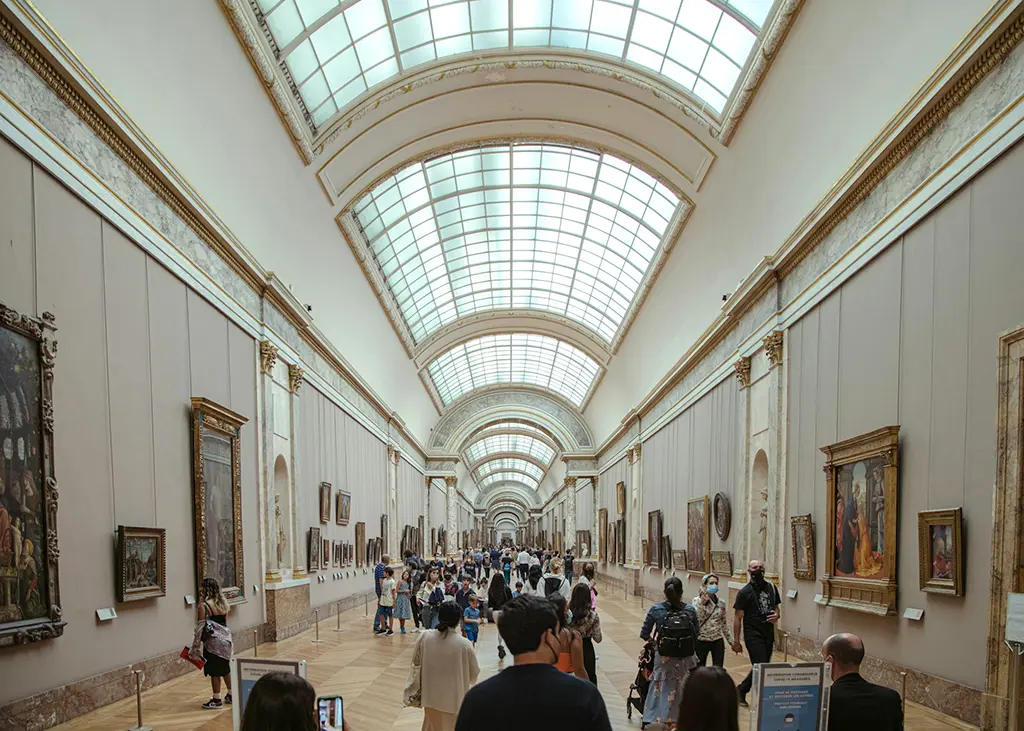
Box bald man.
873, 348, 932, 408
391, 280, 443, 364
822, 633, 903, 731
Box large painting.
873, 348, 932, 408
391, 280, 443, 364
308, 527, 321, 573
822, 426, 900, 615
791, 515, 815, 580
355, 522, 366, 568
918, 508, 963, 596
0, 304, 63, 646
381, 514, 389, 555
616, 518, 626, 565
598, 508, 608, 562
319, 482, 332, 524
116, 526, 166, 602
616, 481, 626, 516
191, 397, 247, 604
336, 490, 351, 526
687, 496, 709, 573
647, 510, 662, 567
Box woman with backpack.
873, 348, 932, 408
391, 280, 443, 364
523, 563, 543, 596
639, 576, 700, 730
486, 572, 513, 659
540, 556, 571, 600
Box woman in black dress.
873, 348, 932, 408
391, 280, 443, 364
199, 577, 233, 709
486, 572, 513, 659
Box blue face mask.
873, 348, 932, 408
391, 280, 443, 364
706, 584, 719, 595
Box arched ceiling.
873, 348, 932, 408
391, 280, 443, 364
224, 0, 797, 517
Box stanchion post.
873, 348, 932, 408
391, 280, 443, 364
364, 593, 369, 618
127, 669, 152, 731
312, 608, 325, 643
900, 671, 907, 714
335, 601, 343, 632
783, 632, 789, 662
253, 628, 258, 657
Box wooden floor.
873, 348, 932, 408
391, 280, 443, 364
53, 593, 976, 730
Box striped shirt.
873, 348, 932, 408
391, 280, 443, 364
374, 562, 386, 597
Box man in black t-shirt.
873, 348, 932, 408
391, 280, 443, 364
732, 559, 781, 706
455, 595, 612, 731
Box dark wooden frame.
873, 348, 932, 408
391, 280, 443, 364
308, 527, 321, 572
191, 397, 247, 604
0, 304, 63, 646
598, 508, 608, 562
710, 550, 732, 576
647, 510, 662, 567
319, 482, 331, 524
116, 526, 166, 602
917, 507, 963, 596
713, 492, 731, 540
687, 496, 710, 574
336, 489, 351, 526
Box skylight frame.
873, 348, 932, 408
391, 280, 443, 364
479, 472, 540, 491
472, 458, 545, 483
353, 142, 680, 347
253, 0, 776, 132
425, 332, 600, 407
464, 433, 556, 465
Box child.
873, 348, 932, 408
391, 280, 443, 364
379, 567, 396, 636
463, 595, 481, 647
513, 581, 524, 598
394, 569, 413, 634
455, 575, 475, 637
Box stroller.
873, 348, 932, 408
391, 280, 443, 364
626, 638, 656, 728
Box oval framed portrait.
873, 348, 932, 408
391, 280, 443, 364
713, 492, 731, 540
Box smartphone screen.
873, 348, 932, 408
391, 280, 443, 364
317, 696, 343, 731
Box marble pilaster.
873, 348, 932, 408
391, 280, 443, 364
764, 331, 785, 578
628, 443, 643, 564
732, 357, 752, 578
564, 476, 577, 551
446, 476, 459, 557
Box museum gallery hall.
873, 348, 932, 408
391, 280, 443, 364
1, 0, 1023, 729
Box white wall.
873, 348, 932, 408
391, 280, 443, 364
31, 0, 437, 441
586, 0, 992, 441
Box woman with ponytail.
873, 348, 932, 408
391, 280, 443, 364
412, 601, 479, 731
638, 577, 699, 730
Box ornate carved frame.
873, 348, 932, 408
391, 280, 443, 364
616, 481, 626, 516
598, 508, 608, 562
335, 488, 350, 526
917, 507, 963, 596
0, 303, 63, 647
790, 514, 815, 581
190, 397, 247, 604
319, 481, 332, 524
115, 526, 166, 602
820, 425, 900, 616
355, 522, 366, 568
687, 496, 710, 574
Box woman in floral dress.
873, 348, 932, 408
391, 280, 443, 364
395, 569, 414, 634
639, 576, 699, 729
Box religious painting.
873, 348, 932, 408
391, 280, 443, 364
790, 515, 815, 580
598, 509, 608, 562
308, 527, 321, 572
616, 481, 626, 516
918, 508, 963, 596
672, 550, 687, 572
191, 397, 247, 604
647, 510, 662, 567
661, 536, 671, 570
0, 304, 64, 647
336, 490, 351, 526
713, 493, 731, 540
687, 496, 709, 573
616, 518, 626, 565
319, 482, 331, 524
116, 526, 166, 602
355, 522, 366, 568
710, 550, 732, 576
821, 426, 899, 615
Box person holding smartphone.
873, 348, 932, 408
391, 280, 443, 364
732, 559, 781, 707
240, 673, 350, 731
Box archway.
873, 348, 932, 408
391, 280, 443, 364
751, 449, 770, 561
273, 454, 292, 573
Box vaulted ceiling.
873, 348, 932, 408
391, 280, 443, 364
224, 0, 798, 525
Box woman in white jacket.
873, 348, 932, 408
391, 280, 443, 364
539, 556, 571, 600
411, 602, 479, 731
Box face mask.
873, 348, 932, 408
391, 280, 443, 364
750, 569, 765, 583
706, 584, 719, 595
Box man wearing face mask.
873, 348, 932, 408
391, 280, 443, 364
454, 595, 612, 731
822, 633, 903, 731
732, 559, 781, 706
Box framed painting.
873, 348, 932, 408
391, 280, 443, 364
319, 482, 331, 524
661, 535, 672, 570
713, 493, 731, 540
647, 510, 662, 567
355, 522, 366, 567
598, 509, 608, 562
116, 526, 166, 602
322, 538, 330, 570
308, 527, 321, 572
336, 490, 351, 526
381, 514, 389, 555
0, 304, 64, 647
191, 397, 248, 604
821, 425, 900, 615
687, 496, 710, 573
918, 508, 963, 596
672, 550, 687, 571
610, 522, 617, 564
710, 551, 732, 576
642, 540, 649, 565
791, 515, 815, 580
616, 481, 626, 516
418, 515, 425, 556
616, 518, 626, 565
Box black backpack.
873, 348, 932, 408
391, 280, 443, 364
544, 576, 564, 597
657, 608, 696, 658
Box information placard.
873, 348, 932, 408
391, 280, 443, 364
231, 657, 306, 730
751, 662, 830, 731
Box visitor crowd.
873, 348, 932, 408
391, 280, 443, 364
227, 546, 903, 731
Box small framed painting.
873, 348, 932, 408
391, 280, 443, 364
642, 540, 649, 565
308, 527, 321, 572
672, 550, 687, 571
791, 515, 815, 580
336, 490, 351, 526
322, 538, 330, 570
319, 482, 332, 524
661, 535, 672, 570
710, 551, 732, 576
918, 508, 963, 596
616, 482, 627, 516
116, 526, 167, 602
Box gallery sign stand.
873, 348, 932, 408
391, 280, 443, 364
127, 669, 152, 731
749, 662, 830, 731
231, 657, 306, 731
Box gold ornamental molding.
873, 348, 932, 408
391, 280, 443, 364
734, 357, 752, 389
763, 331, 784, 369
259, 340, 278, 375
287, 364, 305, 394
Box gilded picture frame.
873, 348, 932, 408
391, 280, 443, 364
191, 397, 247, 604
821, 425, 900, 615
918, 508, 963, 596
647, 510, 662, 567
616, 518, 626, 565
616, 481, 626, 516
308, 527, 321, 573
672, 550, 687, 571
687, 496, 710, 574
710, 550, 732, 576
790, 514, 815, 580
322, 538, 330, 570
319, 482, 331, 524
0, 304, 64, 647
336, 489, 351, 526
598, 508, 608, 562
355, 522, 366, 568
116, 526, 166, 603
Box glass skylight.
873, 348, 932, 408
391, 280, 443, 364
426, 333, 600, 406
354, 143, 680, 344
479, 472, 540, 491
465, 433, 556, 465
255, 0, 772, 128
475, 421, 558, 443
473, 458, 545, 483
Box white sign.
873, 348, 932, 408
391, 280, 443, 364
232, 658, 306, 731
752, 662, 830, 731
903, 607, 924, 621
813, 593, 826, 605
95, 607, 117, 621
184, 594, 196, 606
786, 589, 798, 599
1006, 594, 1024, 643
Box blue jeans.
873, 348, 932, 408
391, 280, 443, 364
420, 606, 438, 630
566, 568, 574, 584
373, 598, 385, 631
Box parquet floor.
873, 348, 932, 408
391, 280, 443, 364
52, 593, 976, 730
